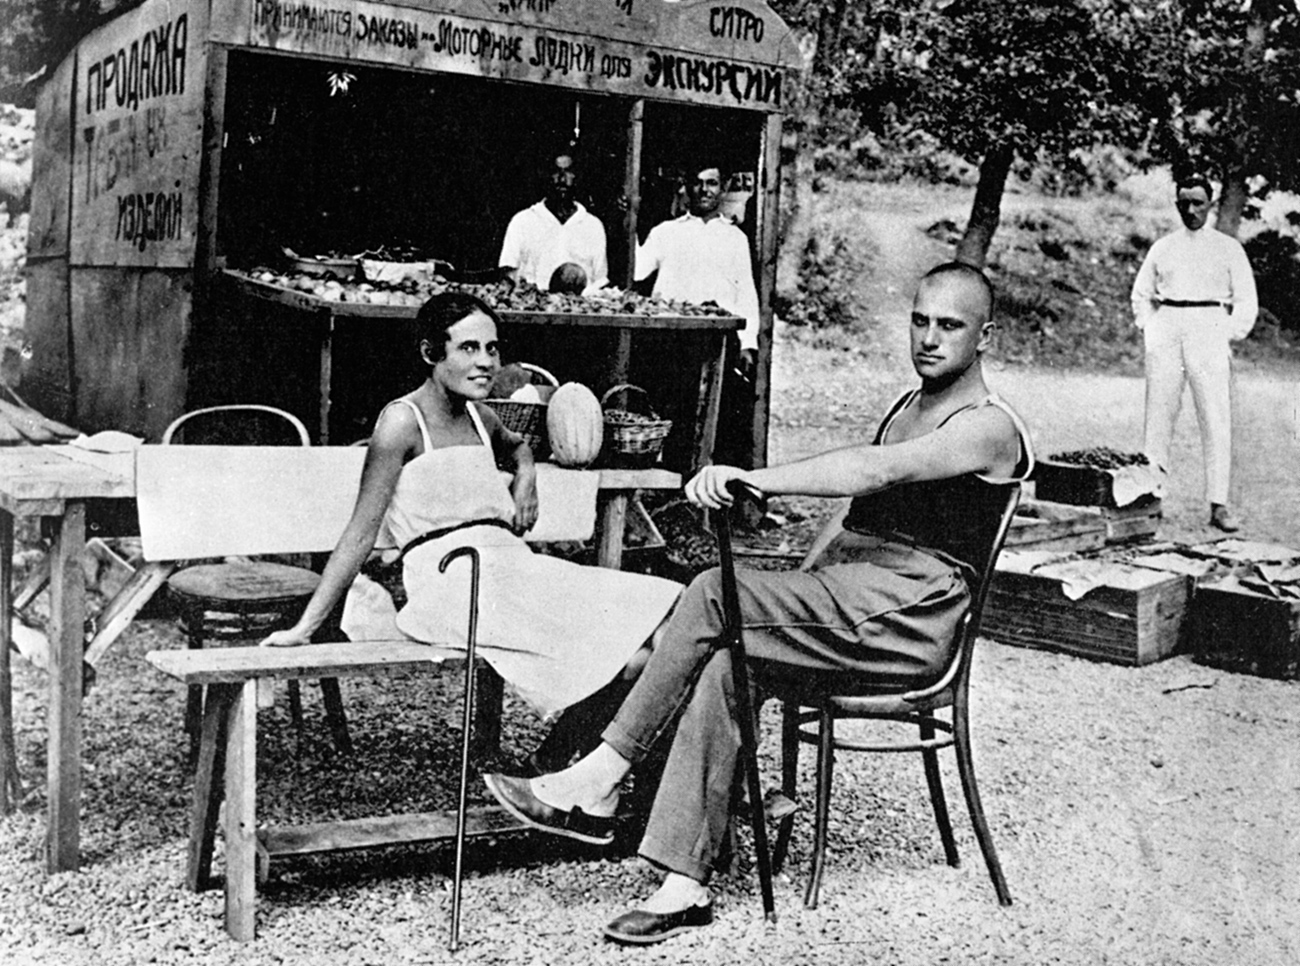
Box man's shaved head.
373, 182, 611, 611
919, 262, 995, 323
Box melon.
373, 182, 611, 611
546, 383, 604, 467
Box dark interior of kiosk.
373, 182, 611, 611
218, 51, 761, 280
205, 51, 764, 461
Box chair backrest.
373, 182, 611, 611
910, 481, 1021, 701
162, 405, 311, 447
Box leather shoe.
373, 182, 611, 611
482, 772, 614, 846
603, 902, 714, 944
1210, 505, 1241, 532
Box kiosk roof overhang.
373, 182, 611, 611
210, 0, 802, 112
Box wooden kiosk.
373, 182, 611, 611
25, 0, 802, 467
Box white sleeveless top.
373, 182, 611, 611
379, 400, 516, 550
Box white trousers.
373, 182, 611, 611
1142, 307, 1233, 505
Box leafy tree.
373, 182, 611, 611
1145, 0, 1300, 237
898, 0, 1156, 266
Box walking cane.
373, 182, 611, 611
713, 480, 777, 923
439, 545, 482, 952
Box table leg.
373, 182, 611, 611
596, 491, 629, 571
224, 678, 258, 941
1, 509, 23, 814
318, 310, 335, 445
46, 501, 85, 872
693, 338, 728, 472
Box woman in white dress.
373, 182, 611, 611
263, 292, 682, 768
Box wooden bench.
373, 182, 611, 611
147, 641, 529, 941
129, 450, 680, 941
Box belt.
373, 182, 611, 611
398, 518, 515, 562
1157, 299, 1226, 308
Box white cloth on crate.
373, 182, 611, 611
635, 213, 761, 350
1131, 224, 1256, 504
498, 200, 609, 293
342, 399, 680, 719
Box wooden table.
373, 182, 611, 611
0, 444, 678, 872
0, 446, 133, 870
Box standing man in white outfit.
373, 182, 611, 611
1131, 175, 1257, 532
499, 149, 609, 294
636, 162, 761, 468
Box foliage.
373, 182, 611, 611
1244, 228, 1300, 337
774, 232, 864, 332
1137, 0, 1300, 230
0, 0, 101, 104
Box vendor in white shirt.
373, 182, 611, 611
636, 161, 762, 469
635, 163, 760, 352
1130, 174, 1258, 533
499, 149, 609, 294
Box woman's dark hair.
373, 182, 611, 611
415, 291, 502, 362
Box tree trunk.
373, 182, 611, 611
1215, 12, 1266, 239
1216, 168, 1247, 239
955, 145, 1014, 269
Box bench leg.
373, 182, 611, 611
225, 679, 259, 942
188, 684, 235, 892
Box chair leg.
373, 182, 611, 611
471, 664, 504, 759
772, 700, 800, 873
953, 702, 1012, 906
804, 707, 835, 909
920, 718, 959, 868
318, 678, 352, 755
287, 680, 304, 756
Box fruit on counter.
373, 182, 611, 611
546, 383, 604, 467
235, 270, 735, 318
1048, 447, 1150, 470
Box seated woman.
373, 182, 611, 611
262, 291, 681, 770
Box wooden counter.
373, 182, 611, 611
217, 270, 741, 468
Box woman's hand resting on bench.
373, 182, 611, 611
261, 625, 314, 648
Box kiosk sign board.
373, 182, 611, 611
242, 0, 798, 110
70, 0, 209, 267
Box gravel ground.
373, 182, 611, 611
4, 324, 1300, 963
3, 608, 1298, 966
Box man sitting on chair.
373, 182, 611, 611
484, 262, 1034, 944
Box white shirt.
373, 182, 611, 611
498, 200, 608, 292
1131, 225, 1258, 340
635, 213, 761, 350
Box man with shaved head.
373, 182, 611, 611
485, 262, 1035, 944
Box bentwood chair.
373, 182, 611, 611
162, 405, 351, 761
770, 483, 1021, 909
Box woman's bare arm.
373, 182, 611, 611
262, 406, 411, 646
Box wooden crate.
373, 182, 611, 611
1102, 499, 1162, 544
1006, 500, 1107, 553
1034, 460, 1118, 507
1191, 576, 1300, 680
1007, 498, 1161, 553
984, 560, 1192, 666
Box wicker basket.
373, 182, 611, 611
485, 363, 559, 456
601, 384, 673, 466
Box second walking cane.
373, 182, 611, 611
713, 481, 777, 922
